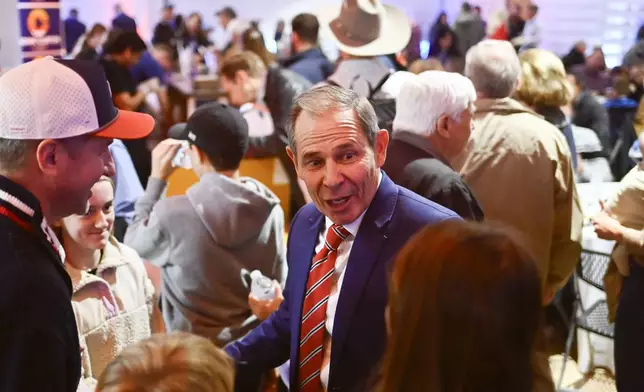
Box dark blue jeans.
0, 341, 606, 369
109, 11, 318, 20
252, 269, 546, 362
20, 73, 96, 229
615, 260, 644, 392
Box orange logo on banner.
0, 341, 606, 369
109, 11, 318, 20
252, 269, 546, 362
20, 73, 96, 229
26, 9, 50, 39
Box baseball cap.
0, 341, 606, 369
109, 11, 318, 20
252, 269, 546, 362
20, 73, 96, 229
168, 103, 249, 170
0, 57, 154, 140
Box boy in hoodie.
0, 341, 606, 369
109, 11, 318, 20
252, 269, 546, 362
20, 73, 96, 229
124, 102, 286, 346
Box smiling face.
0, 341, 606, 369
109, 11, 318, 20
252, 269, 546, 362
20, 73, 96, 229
61, 179, 115, 250
287, 108, 388, 225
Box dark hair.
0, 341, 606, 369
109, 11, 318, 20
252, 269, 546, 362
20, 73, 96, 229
473, 5, 482, 12
241, 29, 275, 67
377, 221, 541, 392
428, 27, 461, 59
217, 6, 237, 20
70, 8, 79, 16
434, 11, 447, 26
102, 29, 147, 55
462, 2, 472, 12
291, 13, 320, 45
529, 4, 539, 13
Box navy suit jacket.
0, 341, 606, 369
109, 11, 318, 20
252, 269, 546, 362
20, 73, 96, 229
226, 173, 459, 391
112, 13, 137, 32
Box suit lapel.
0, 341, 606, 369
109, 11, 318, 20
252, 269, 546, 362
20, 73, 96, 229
330, 173, 399, 370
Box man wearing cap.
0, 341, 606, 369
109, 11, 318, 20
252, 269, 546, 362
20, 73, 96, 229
0, 58, 154, 391
124, 103, 286, 347
316, 0, 412, 99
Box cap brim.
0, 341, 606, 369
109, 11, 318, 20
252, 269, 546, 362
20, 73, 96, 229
167, 122, 188, 140
93, 110, 155, 140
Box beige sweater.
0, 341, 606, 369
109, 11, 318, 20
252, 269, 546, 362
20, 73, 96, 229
66, 237, 154, 388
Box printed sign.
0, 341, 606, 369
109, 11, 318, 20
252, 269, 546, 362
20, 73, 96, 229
17, 0, 64, 62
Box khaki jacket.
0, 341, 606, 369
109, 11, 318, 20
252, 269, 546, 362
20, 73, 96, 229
603, 165, 644, 320
452, 98, 583, 296
66, 237, 154, 387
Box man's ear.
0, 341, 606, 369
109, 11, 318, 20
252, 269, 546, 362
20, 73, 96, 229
35, 139, 59, 174
435, 115, 450, 139
374, 129, 389, 168
286, 146, 300, 177
235, 70, 249, 84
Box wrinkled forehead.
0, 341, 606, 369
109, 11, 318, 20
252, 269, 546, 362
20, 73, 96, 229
294, 107, 360, 139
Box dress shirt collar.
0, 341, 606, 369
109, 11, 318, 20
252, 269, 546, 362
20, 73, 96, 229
324, 171, 383, 237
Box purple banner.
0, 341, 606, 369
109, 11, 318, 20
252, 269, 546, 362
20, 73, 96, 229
18, 0, 64, 62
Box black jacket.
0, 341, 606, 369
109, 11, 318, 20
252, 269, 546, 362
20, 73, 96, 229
0, 176, 81, 392
383, 132, 484, 221
245, 65, 312, 158
572, 91, 611, 155
152, 21, 175, 46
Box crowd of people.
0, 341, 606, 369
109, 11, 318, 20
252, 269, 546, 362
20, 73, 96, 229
1, 0, 644, 391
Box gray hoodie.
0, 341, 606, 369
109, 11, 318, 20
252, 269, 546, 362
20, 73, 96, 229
124, 172, 286, 346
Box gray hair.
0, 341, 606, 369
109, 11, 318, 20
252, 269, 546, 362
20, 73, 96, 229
465, 40, 521, 98
0, 138, 39, 172
287, 85, 379, 155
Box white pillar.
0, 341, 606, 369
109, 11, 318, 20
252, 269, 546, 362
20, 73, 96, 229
0, 0, 22, 69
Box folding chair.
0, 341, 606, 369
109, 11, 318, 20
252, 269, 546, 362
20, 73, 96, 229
557, 250, 615, 391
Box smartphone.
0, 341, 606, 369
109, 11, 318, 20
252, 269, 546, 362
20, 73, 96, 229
171, 141, 191, 169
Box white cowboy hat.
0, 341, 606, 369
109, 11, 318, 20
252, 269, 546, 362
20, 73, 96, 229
317, 0, 412, 57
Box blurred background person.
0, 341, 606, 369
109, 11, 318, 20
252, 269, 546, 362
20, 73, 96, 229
112, 3, 137, 32
218, 51, 311, 217
567, 72, 611, 154
100, 30, 162, 186
571, 45, 612, 95
73, 23, 107, 60
58, 177, 158, 388
242, 28, 276, 68
427, 27, 463, 73
429, 11, 449, 43
97, 333, 234, 392
280, 13, 334, 84
403, 23, 423, 65
452, 2, 486, 57
512, 3, 541, 51
516, 48, 580, 173
384, 71, 484, 221
377, 220, 541, 392
64, 8, 86, 54
152, 4, 177, 49
562, 41, 587, 72
179, 12, 212, 53
507, 2, 525, 48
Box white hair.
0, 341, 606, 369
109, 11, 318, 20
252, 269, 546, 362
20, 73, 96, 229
393, 71, 476, 137
465, 39, 521, 98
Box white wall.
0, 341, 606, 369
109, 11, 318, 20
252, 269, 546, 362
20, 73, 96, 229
0, 0, 21, 69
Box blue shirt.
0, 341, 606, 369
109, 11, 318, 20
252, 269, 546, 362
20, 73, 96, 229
130, 51, 167, 85
110, 140, 144, 222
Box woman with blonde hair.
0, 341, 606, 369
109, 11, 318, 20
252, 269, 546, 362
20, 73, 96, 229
58, 176, 159, 389
97, 332, 234, 392
516, 48, 579, 171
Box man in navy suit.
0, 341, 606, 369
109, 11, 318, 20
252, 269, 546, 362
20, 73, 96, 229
63, 9, 86, 53
112, 4, 137, 32
225, 85, 459, 392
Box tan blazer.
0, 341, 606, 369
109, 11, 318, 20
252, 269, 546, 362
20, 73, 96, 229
452, 97, 583, 297
66, 237, 154, 387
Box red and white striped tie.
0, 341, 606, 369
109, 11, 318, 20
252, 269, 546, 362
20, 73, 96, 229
299, 224, 350, 392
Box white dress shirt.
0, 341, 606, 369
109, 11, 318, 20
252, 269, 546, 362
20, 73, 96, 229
318, 173, 382, 390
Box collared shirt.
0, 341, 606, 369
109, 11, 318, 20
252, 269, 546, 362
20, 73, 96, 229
318, 172, 382, 390
520, 17, 541, 50
110, 140, 145, 223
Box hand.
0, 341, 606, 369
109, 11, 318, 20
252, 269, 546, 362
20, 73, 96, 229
138, 77, 161, 95
248, 282, 283, 321
591, 204, 623, 242
151, 139, 182, 181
